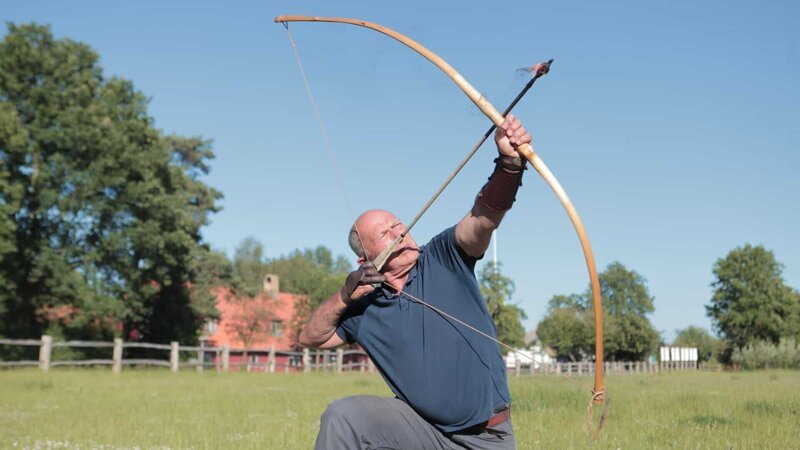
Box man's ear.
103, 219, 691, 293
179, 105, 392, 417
357, 256, 366, 266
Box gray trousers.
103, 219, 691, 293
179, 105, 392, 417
314, 395, 515, 450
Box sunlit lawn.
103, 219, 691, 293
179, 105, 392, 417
1, 369, 799, 449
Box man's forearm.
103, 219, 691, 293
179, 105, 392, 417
456, 156, 525, 257
299, 289, 348, 347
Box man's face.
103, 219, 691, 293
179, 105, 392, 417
354, 210, 419, 271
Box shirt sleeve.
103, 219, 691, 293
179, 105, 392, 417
334, 296, 370, 344
424, 226, 481, 273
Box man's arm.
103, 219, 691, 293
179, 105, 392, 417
456, 114, 531, 258
298, 290, 348, 349
298, 262, 385, 349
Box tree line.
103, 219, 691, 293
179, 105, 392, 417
535, 246, 800, 366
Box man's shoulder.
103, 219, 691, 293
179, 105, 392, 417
423, 225, 457, 249
419, 225, 479, 272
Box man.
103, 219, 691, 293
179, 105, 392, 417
300, 114, 532, 449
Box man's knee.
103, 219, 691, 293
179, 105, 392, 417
317, 396, 372, 449
321, 396, 359, 426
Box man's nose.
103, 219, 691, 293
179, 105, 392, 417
389, 226, 404, 240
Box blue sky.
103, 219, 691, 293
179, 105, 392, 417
5, 0, 798, 341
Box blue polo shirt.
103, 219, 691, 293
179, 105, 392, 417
336, 226, 511, 433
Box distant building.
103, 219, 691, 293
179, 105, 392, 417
199, 274, 302, 370
504, 328, 555, 369
201, 274, 368, 371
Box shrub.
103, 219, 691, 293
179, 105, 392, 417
731, 338, 800, 369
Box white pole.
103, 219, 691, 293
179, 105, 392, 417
492, 230, 498, 267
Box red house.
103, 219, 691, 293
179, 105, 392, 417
202, 274, 369, 372
202, 274, 305, 371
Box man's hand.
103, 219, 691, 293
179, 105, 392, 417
341, 262, 386, 302
494, 113, 532, 158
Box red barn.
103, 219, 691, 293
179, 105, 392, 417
201, 274, 370, 372
203, 274, 305, 371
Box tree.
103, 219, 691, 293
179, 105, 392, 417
537, 307, 590, 361
706, 244, 797, 351
0, 23, 222, 354
673, 325, 722, 362
537, 261, 660, 361
597, 262, 655, 316
263, 246, 351, 309
603, 314, 660, 361
478, 262, 527, 352
232, 237, 269, 297
593, 262, 660, 360
224, 298, 276, 362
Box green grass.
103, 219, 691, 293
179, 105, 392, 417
2, 369, 799, 449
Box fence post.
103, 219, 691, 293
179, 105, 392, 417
222, 345, 230, 372
555, 362, 561, 376
268, 345, 276, 373
367, 356, 375, 373
112, 338, 123, 374
302, 348, 310, 373
322, 350, 330, 372
514, 358, 521, 377
170, 342, 179, 373
39, 335, 52, 373
197, 341, 204, 373
336, 348, 343, 373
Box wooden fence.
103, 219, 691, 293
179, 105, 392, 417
1, 336, 699, 375
507, 359, 699, 377
0, 336, 375, 374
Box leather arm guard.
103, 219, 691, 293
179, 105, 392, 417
476, 156, 526, 213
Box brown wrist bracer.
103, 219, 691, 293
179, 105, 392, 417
477, 157, 526, 212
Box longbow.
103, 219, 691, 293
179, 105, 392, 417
275, 13, 606, 414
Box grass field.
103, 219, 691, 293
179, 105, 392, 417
1, 369, 799, 449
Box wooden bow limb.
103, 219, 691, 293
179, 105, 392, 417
275, 14, 606, 407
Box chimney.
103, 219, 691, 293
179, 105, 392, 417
262, 274, 279, 298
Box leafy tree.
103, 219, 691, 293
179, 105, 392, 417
547, 294, 587, 311
537, 261, 660, 361
790, 291, 800, 341
537, 307, 589, 361
603, 314, 660, 361
597, 262, 655, 316
232, 237, 269, 297
264, 246, 351, 308
478, 262, 527, 353
0, 23, 221, 354
593, 262, 660, 360
224, 297, 277, 362
673, 325, 722, 362
706, 244, 797, 351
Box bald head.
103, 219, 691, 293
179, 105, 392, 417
348, 210, 395, 259
347, 209, 420, 274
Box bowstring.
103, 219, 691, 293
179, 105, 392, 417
282, 24, 370, 258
